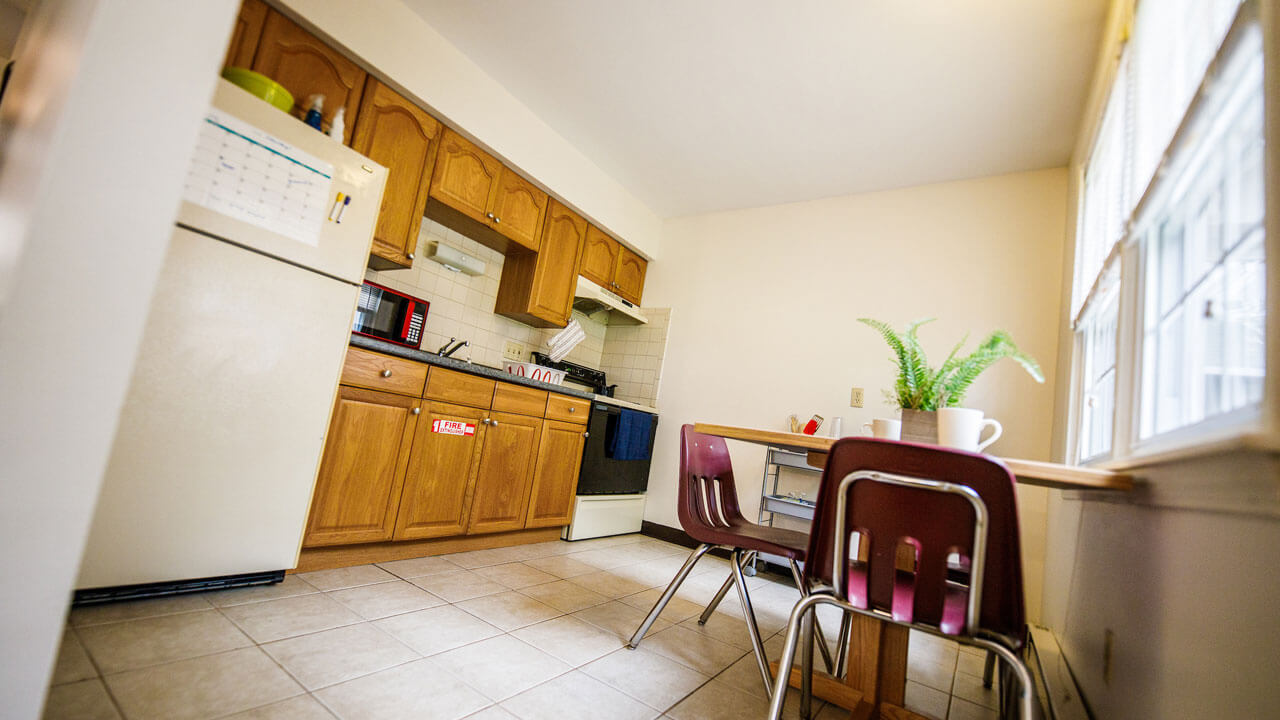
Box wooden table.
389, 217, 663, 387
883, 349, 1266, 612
693, 423, 1132, 719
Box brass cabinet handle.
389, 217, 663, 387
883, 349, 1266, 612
486, 212, 495, 220
583, 431, 589, 438
568, 407, 575, 413
493, 216, 500, 224
411, 407, 420, 415
381, 369, 392, 378
407, 252, 415, 260
490, 419, 499, 427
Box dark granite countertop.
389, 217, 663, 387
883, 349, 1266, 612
349, 335, 594, 400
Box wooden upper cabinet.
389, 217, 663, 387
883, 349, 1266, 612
613, 245, 648, 305
525, 419, 587, 529
490, 169, 547, 251
351, 78, 442, 269
494, 199, 587, 328
303, 387, 417, 547
430, 128, 503, 224
466, 412, 541, 535
251, 10, 366, 144
580, 225, 647, 304
394, 401, 486, 540
580, 225, 620, 289
223, 0, 267, 69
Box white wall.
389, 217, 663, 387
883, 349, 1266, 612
644, 168, 1068, 622
278, 0, 663, 261
0, 0, 237, 716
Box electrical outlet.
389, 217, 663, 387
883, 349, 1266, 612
850, 387, 865, 408
502, 340, 525, 362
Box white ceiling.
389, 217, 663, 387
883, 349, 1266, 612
405, 0, 1107, 219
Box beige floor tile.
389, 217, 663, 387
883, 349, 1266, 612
409, 570, 507, 602
462, 706, 518, 720
104, 647, 302, 720
958, 643, 987, 658
517, 580, 609, 614
434, 635, 569, 701
500, 670, 657, 720
221, 694, 337, 719
42, 678, 120, 720
512, 615, 623, 666
712, 653, 774, 698
262, 623, 418, 690
297, 565, 395, 592
327, 580, 444, 620
444, 547, 523, 569
910, 630, 960, 666
955, 647, 992, 678
905, 678, 952, 720
472, 562, 559, 589
314, 658, 488, 720
566, 571, 648, 599
563, 534, 646, 550
521, 555, 598, 579
616, 589, 705, 623
70, 594, 211, 627
951, 670, 999, 709
77, 610, 250, 674
666, 677, 814, 720
676, 611, 761, 652
630, 539, 691, 558
376, 555, 462, 580
455, 591, 561, 631
948, 697, 999, 720
374, 605, 500, 657
51, 629, 98, 685
908, 653, 958, 693
500, 542, 572, 561
638, 625, 747, 676
221, 593, 362, 644
567, 547, 637, 570
608, 559, 686, 590
571, 600, 671, 640
205, 575, 318, 608
581, 647, 709, 712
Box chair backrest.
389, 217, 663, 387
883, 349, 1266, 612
805, 437, 1025, 644
677, 424, 748, 541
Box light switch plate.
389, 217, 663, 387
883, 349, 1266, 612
502, 340, 525, 362
850, 387, 865, 408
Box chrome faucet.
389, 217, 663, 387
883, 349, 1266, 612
437, 337, 470, 358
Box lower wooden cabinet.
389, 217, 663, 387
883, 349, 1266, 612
525, 419, 588, 528
467, 412, 542, 535
304, 387, 417, 547
393, 402, 486, 540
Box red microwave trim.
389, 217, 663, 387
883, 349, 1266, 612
353, 281, 430, 350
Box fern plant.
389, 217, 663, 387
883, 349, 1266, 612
858, 318, 1044, 411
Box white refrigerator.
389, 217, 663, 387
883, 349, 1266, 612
76, 80, 388, 595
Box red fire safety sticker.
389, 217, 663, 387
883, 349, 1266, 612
432, 419, 476, 436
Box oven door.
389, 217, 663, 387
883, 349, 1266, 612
578, 403, 658, 494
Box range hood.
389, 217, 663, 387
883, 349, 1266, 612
573, 276, 647, 325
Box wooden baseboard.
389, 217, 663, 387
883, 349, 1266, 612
293, 527, 563, 572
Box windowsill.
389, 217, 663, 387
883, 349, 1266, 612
1094, 430, 1280, 471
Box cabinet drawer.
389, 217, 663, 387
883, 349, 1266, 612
545, 394, 590, 424
492, 382, 547, 417
341, 347, 428, 396
425, 366, 496, 408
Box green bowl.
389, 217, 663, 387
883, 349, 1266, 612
221, 67, 294, 113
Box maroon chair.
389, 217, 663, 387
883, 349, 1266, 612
766, 437, 1036, 720
628, 424, 834, 690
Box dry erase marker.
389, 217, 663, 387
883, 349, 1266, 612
328, 192, 345, 221
336, 196, 351, 223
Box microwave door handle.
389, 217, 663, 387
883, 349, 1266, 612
399, 301, 415, 340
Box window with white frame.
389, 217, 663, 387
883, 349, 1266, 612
1071, 0, 1265, 462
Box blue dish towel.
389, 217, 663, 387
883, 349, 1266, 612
608, 409, 653, 461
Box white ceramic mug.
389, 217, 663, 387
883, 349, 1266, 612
937, 408, 1002, 452
861, 418, 902, 440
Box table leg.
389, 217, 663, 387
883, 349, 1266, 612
844, 614, 910, 715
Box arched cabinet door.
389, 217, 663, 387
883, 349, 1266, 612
351, 78, 442, 268
430, 128, 503, 225
490, 169, 548, 251
252, 9, 366, 144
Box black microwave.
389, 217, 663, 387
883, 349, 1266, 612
352, 281, 429, 349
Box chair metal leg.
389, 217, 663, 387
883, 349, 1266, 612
787, 559, 836, 675
800, 601, 815, 720
730, 548, 772, 692
983, 649, 997, 688
699, 550, 755, 625
766, 593, 828, 720
833, 609, 852, 679
970, 637, 1037, 720
628, 543, 713, 649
